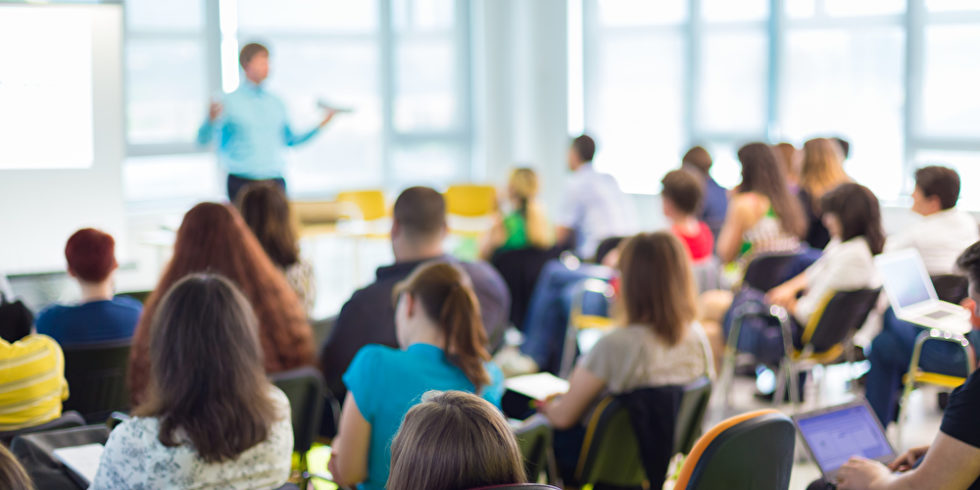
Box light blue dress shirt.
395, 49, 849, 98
197, 80, 320, 180
343, 343, 505, 490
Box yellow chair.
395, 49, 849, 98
445, 184, 497, 218
559, 278, 616, 378
896, 328, 974, 447
290, 200, 346, 237
336, 190, 387, 222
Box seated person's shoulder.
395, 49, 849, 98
350, 343, 400, 368
112, 295, 144, 312
941, 369, 980, 448
1, 334, 61, 356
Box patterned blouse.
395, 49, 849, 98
89, 387, 293, 489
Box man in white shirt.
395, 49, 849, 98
885, 166, 978, 275
555, 135, 637, 260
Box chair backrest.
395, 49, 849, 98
445, 184, 497, 217
742, 252, 802, 292
468, 485, 561, 490
574, 396, 645, 488
62, 339, 132, 423
512, 415, 553, 484
490, 247, 559, 331
0, 411, 85, 446
270, 367, 326, 454
673, 376, 713, 455
9, 424, 110, 489
310, 316, 336, 353
804, 288, 881, 353
931, 274, 969, 304
336, 190, 387, 221
674, 409, 795, 490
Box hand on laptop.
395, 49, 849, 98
887, 445, 928, 472
836, 456, 895, 489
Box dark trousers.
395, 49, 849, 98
227, 174, 286, 203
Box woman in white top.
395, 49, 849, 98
767, 183, 885, 335
538, 232, 712, 484
91, 273, 293, 489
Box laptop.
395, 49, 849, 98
875, 249, 970, 334
793, 399, 896, 482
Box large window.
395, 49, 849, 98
123, 0, 471, 202
578, 0, 980, 206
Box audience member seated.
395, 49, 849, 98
538, 232, 711, 484
714, 142, 806, 266
884, 165, 978, 275
828, 241, 980, 490
0, 275, 33, 344
555, 134, 637, 260
772, 142, 800, 193
0, 331, 67, 432
699, 142, 807, 363
661, 169, 714, 263
681, 145, 728, 242
236, 182, 317, 315
320, 187, 509, 400
328, 263, 504, 490
35, 228, 141, 346
0, 444, 33, 489
91, 274, 292, 489
480, 167, 553, 260
798, 138, 851, 250
128, 203, 313, 404
866, 166, 980, 426
387, 390, 526, 490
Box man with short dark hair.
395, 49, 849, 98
198, 42, 339, 202
35, 228, 141, 346
555, 134, 636, 259
320, 187, 510, 400
681, 145, 728, 243
885, 165, 978, 275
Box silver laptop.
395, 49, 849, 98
875, 249, 970, 334
793, 399, 896, 482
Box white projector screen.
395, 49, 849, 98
0, 4, 125, 274
0, 6, 95, 169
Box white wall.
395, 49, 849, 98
0, 5, 126, 274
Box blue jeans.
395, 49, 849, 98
519, 260, 612, 374
865, 308, 979, 426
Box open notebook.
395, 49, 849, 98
504, 372, 570, 401
53, 443, 103, 487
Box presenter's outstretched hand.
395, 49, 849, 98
319, 108, 338, 128
208, 101, 223, 122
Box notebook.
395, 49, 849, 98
504, 372, 570, 401
53, 443, 104, 487
793, 399, 896, 482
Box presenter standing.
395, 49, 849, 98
197, 42, 337, 202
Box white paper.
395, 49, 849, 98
53, 443, 104, 485
505, 372, 570, 401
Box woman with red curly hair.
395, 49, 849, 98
128, 202, 313, 404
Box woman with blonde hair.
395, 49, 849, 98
799, 137, 850, 249
481, 167, 552, 259
328, 262, 504, 490
538, 232, 712, 486
388, 390, 525, 490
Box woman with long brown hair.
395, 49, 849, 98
538, 232, 712, 486
328, 262, 503, 490
480, 167, 552, 259
236, 182, 316, 314
715, 142, 806, 265
92, 274, 292, 488
127, 202, 313, 404
798, 137, 850, 249
388, 390, 526, 490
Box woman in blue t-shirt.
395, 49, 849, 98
328, 262, 504, 490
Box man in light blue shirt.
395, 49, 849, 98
197, 43, 336, 201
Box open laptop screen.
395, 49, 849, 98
796, 402, 895, 477
878, 252, 933, 309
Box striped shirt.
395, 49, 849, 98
0, 335, 69, 431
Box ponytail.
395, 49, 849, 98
395, 262, 491, 391
441, 284, 491, 391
